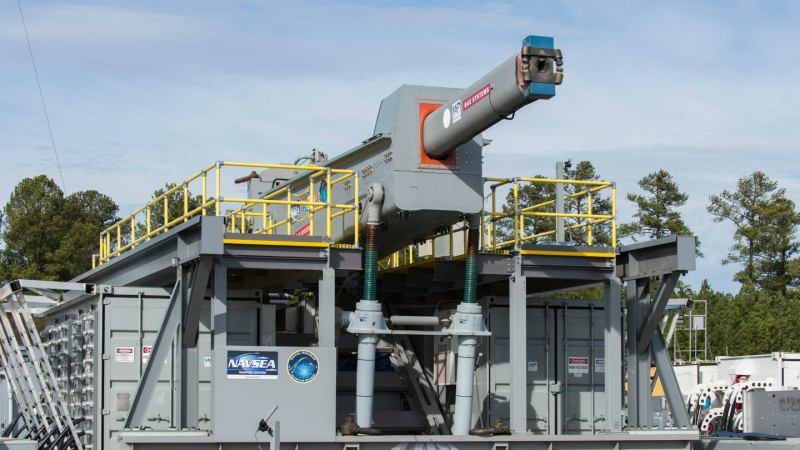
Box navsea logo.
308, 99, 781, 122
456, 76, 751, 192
226, 351, 278, 380
287, 350, 319, 383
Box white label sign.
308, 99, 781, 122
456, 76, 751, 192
115, 346, 135, 363
527, 360, 538, 372
595, 358, 605, 373
142, 345, 152, 364
203, 356, 212, 368
568, 356, 589, 377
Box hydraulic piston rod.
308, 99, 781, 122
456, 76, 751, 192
348, 183, 390, 430
451, 216, 486, 435
422, 35, 563, 159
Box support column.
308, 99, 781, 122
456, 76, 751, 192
211, 261, 227, 429
603, 279, 623, 432
318, 266, 336, 347
651, 328, 691, 427
179, 264, 199, 429
625, 278, 652, 428
508, 254, 528, 433
174, 265, 185, 429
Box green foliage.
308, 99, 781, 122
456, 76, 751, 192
496, 160, 612, 246
701, 280, 800, 356
0, 176, 118, 281
707, 171, 800, 293
620, 169, 698, 253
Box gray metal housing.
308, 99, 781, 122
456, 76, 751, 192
246, 85, 484, 256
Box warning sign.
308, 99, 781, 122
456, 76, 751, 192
115, 347, 135, 363
142, 345, 152, 364
568, 356, 589, 377
595, 358, 605, 373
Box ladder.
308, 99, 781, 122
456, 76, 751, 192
0, 281, 83, 449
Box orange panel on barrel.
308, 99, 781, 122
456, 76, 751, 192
418, 102, 456, 167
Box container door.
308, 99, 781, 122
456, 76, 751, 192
103, 295, 172, 450
487, 305, 555, 433
558, 305, 605, 435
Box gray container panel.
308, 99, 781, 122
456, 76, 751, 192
104, 297, 258, 450
488, 306, 552, 433
226, 302, 259, 346
487, 303, 605, 435
562, 307, 605, 433
104, 296, 173, 450
212, 346, 336, 442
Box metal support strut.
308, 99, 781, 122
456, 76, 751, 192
451, 216, 487, 435
347, 183, 390, 430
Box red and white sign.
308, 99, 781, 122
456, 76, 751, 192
294, 223, 311, 236
142, 345, 153, 364
462, 83, 491, 111
568, 356, 589, 376
115, 346, 135, 363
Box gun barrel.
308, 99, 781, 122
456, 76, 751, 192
422, 35, 563, 159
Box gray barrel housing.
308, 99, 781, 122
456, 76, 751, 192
423, 35, 562, 159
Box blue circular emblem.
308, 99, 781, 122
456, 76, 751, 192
287, 350, 319, 383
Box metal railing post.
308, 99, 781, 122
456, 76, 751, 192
326, 168, 332, 239
611, 183, 617, 247
163, 196, 168, 231
513, 178, 520, 249
183, 184, 189, 222
555, 162, 565, 242
354, 173, 360, 247
491, 186, 497, 250
309, 175, 315, 236
215, 161, 221, 216
202, 172, 207, 216
286, 186, 292, 235
587, 193, 593, 245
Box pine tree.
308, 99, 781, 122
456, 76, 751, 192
707, 171, 800, 293
619, 169, 695, 243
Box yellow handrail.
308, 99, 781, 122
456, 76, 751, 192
96, 162, 360, 265
380, 175, 617, 271
481, 176, 616, 251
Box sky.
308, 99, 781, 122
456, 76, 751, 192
1, 1, 799, 293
